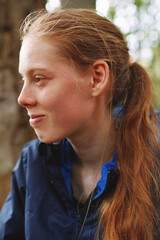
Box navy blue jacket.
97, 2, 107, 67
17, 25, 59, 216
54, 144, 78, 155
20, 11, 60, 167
0, 138, 118, 240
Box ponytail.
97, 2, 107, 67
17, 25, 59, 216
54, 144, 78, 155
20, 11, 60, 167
100, 63, 160, 240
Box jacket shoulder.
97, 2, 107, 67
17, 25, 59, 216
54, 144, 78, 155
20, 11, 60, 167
22, 138, 42, 152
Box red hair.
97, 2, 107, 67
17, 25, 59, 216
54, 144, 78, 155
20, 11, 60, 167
20, 9, 160, 239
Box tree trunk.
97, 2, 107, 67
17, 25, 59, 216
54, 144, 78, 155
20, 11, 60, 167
0, 0, 46, 175
61, 0, 96, 9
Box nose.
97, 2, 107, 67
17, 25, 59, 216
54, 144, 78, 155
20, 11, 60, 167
18, 83, 36, 108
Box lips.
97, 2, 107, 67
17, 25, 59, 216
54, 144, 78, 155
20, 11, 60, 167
29, 114, 45, 125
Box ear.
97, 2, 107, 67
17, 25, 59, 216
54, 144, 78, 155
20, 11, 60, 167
91, 60, 109, 97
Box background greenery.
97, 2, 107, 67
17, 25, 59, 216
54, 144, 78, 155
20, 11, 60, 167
106, 0, 160, 108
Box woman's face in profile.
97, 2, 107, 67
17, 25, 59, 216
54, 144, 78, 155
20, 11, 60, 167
18, 36, 96, 143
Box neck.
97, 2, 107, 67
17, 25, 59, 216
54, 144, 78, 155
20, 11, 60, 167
68, 113, 116, 168
69, 110, 117, 203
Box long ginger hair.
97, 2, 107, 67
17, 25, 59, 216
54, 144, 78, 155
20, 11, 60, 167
20, 9, 160, 239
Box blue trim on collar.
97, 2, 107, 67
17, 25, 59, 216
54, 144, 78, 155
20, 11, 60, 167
60, 139, 117, 199
93, 150, 117, 199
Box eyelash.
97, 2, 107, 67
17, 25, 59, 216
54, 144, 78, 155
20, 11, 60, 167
19, 77, 25, 84
34, 76, 44, 82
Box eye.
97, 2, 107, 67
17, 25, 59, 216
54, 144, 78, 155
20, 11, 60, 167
34, 75, 46, 85
35, 75, 43, 82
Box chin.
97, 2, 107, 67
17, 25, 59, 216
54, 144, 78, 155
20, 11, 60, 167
36, 132, 63, 144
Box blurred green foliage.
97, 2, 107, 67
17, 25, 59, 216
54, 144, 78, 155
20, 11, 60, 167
107, 0, 160, 108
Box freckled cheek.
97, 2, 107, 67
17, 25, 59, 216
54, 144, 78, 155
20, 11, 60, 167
41, 92, 72, 115
48, 97, 80, 122
41, 82, 86, 116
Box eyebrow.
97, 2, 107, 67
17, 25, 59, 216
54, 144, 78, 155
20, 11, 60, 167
18, 67, 50, 76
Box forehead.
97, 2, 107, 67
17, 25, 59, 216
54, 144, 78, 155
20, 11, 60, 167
19, 36, 63, 74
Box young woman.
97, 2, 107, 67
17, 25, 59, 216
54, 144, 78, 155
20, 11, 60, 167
0, 8, 160, 240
